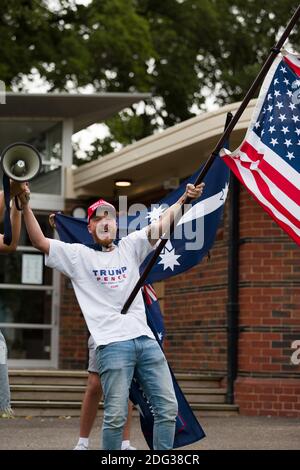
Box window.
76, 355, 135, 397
0, 120, 63, 195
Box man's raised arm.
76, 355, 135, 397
146, 182, 205, 246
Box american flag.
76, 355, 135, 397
221, 50, 300, 246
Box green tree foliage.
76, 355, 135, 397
0, 0, 53, 86
1, 0, 300, 163
205, 0, 300, 105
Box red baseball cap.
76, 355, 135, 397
87, 199, 116, 222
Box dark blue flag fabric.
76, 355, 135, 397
129, 285, 205, 449
54, 212, 92, 245
142, 285, 166, 344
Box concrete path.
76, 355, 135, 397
0, 413, 299, 450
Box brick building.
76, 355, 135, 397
64, 100, 300, 417
1, 95, 299, 416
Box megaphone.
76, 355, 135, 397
0, 142, 41, 182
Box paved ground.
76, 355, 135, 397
0, 413, 299, 450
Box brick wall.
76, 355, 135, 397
59, 198, 89, 369
162, 208, 229, 373
236, 187, 300, 416
59, 275, 88, 369
235, 378, 300, 417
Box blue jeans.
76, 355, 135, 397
96, 335, 177, 450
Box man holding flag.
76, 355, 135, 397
21, 180, 204, 450
51, 126, 229, 450
52, 152, 229, 449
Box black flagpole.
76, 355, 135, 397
121, 4, 300, 314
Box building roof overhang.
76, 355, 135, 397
0, 92, 150, 133
72, 99, 256, 201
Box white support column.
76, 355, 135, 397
62, 118, 74, 199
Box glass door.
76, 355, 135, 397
0, 214, 59, 368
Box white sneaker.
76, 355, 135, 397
122, 445, 137, 450
73, 443, 89, 450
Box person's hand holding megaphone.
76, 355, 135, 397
16, 182, 31, 209
0, 181, 28, 223
10, 180, 28, 199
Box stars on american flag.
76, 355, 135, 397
284, 139, 292, 147
270, 138, 278, 146
252, 62, 300, 167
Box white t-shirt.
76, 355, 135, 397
45, 228, 155, 346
